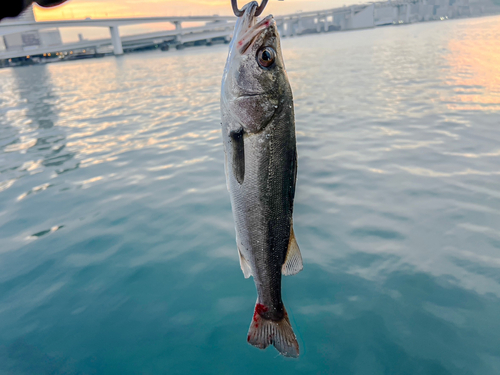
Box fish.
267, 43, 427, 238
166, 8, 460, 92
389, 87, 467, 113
220, 1, 302, 358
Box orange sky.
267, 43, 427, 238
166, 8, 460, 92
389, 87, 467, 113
33, 0, 365, 43
34, 0, 360, 20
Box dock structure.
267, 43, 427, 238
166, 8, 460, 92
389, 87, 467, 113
1, 0, 499, 65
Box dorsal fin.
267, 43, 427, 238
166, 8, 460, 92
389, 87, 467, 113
282, 226, 303, 276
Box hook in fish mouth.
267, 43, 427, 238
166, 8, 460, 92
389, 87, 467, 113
232, 0, 269, 17
237, 15, 275, 54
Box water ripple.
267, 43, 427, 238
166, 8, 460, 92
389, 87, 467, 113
0, 16, 500, 374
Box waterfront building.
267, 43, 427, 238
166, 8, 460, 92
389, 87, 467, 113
1, 6, 62, 52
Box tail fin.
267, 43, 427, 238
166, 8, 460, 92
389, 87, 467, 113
247, 303, 299, 358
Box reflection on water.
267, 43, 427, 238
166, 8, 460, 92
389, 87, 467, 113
0, 65, 71, 244
445, 18, 500, 110
1, 15, 500, 374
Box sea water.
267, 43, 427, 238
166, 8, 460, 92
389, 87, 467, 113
1, 15, 500, 375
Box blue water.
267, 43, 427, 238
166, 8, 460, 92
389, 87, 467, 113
1, 15, 500, 374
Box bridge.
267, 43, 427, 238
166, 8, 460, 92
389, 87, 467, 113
0, 8, 364, 60
0, 4, 388, 61
0, 15, 237, 59
1, 0, 498, 61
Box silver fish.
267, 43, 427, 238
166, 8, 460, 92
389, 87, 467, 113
220, 1, 302, 358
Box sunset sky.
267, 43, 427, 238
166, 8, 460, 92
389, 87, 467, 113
32, 0, 364, 42
33, 0, 361, 21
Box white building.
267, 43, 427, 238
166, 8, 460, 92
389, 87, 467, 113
1, 6, 62, 52
40, 29, 63, 46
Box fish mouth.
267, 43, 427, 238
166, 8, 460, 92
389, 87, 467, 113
237, 15, 275, 54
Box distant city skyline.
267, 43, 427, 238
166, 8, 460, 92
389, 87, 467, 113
33, 0, 367, 21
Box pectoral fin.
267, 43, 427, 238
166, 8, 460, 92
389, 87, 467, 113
230, 129, 245, 184
224, 152, 230, 192
282, 226, 303, 276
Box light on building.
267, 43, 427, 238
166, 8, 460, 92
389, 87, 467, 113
48, 53, 51, 56
70, 51, 73, 54
27, 55, 30, 59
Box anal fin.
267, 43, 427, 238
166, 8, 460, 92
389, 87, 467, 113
282, 226, 303, 276
238, 246, 253, 279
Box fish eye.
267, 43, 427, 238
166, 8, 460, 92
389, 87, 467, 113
257, 47, 276, 69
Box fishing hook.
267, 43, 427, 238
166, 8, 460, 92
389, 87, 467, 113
232, 0, 269, 17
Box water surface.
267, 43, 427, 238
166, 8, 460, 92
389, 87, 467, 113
1, 15, 500, 375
